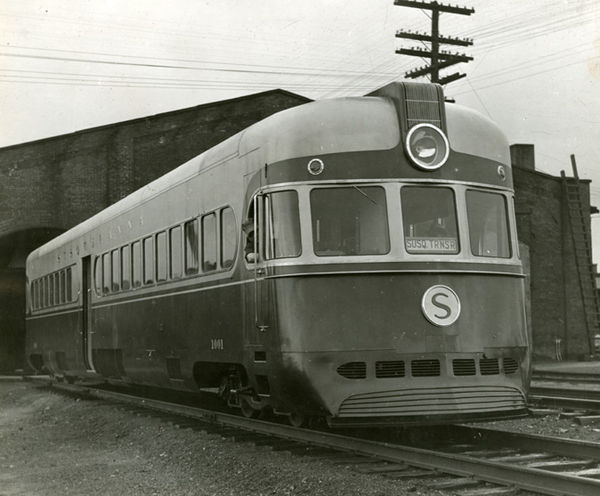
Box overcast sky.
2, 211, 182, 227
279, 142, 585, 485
1, 0, 599, 262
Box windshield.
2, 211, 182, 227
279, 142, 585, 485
265, 190, 301, 259
310, 186, 390, 256
466, 190, 511, 258
401, 186, 459, 254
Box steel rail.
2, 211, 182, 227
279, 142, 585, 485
452, 424, 600, 460
530, 386, 600, 400
529, 386, 600, 411
51, 382, 600, 496
532, 372, 600, 384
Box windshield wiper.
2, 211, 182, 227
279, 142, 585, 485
353, 185, 377, 204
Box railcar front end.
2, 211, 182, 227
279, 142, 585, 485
239, 82, 530, 426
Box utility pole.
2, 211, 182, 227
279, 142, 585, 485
394, 0, 474, 85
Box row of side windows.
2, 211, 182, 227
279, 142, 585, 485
94, 207, 237, 296
31, 266, 75, 310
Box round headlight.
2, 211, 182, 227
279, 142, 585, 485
406, 123, 449, 170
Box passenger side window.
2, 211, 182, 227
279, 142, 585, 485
202, 213, 217, 272
184, 219, 199, 275
111, 249, 120, 291
59, 270, 65, 304
156, 231, 167, 282
143, 237, 154, 284
170, 226, 183, 279
45, 276, 50, 307
132, 241, 142, 288
66, 267, 73, 301
54, 273, 59, 305
121, 246, 131, 290
220, 207, 236, 269
102, 253, 110, 294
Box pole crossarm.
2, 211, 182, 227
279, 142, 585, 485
393, 0, 474, 85
395, 47, 473, 63
393, 0, 474, 15
396, 30, 473, 47
405, 59, 462, 78
438, 72, 466, 85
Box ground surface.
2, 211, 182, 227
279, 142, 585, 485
2, 379, 600, 496
0, 380, 440, 496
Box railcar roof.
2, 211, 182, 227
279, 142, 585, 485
28, 94, 508, 263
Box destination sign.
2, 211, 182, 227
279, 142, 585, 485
406, 237, 458, 253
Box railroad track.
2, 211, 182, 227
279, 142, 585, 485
36, 380, 600, 496
529, 385, 600, 414
532, 372, 600, 384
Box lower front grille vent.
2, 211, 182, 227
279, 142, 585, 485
337, 362, 367, 379
376, 361, 405, 378
411, 359, 440, 377
453, 359, 476, 376
480, 358, 500, 375
503, 358, 519, 374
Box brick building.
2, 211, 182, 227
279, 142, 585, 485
0, 89, 309, 372
511, 144, 599, 360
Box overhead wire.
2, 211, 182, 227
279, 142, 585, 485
0, 2, 598, 101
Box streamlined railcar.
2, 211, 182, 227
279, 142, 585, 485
25, 82, 530, 426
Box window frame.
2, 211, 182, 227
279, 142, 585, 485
143, 236, 155, 285
310, 185, 390, 257
132, 241, 142, 288
184, 218, 200, 275
400, 185, 460, 256
169, 225, 183, 280
465, 188, 512, 259
111, 249, 121, 292
66, 267, 73, 302
102, 252, 111, 295
201, 212, 218, 272
155, 231, 168, 283
121, 245, 131, 291
220, 207, 237, 269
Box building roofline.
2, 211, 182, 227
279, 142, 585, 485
0, 88, 311, 152
513, 163, 592, 184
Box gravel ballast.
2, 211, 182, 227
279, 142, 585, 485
0, 380, 440, 496
2, 380, 600, 495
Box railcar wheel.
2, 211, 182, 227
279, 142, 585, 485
288, 411, 306, 428
240, 398, 260, 419
65, 375, 77, 384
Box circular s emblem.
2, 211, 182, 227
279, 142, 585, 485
421, 285, 461, 327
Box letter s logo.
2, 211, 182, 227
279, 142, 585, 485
422, 285, 461, 327
431, 292, 452, 320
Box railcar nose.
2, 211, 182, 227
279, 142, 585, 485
273, 271, 529, 425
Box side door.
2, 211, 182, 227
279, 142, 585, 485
243, 193, 272, 353
82, 255, 95, 371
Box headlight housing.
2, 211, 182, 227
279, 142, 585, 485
406, 123, 449, 170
